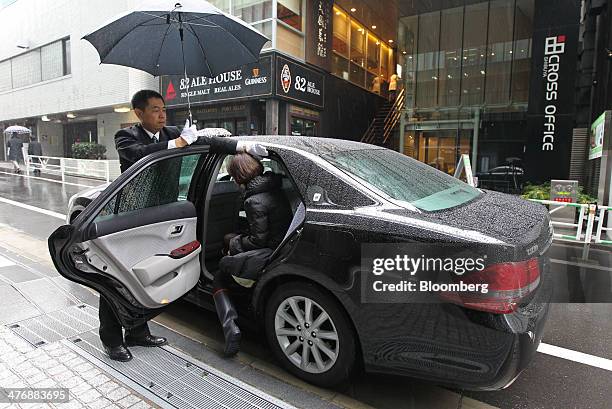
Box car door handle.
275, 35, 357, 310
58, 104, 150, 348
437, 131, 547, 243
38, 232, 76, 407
169, 224, 184, 236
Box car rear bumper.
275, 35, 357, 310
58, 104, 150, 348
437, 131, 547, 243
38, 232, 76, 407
360, 260, 552, 391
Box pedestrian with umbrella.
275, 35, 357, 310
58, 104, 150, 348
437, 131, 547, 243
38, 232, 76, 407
82, 0, 270, 362
4, 125, 30, 174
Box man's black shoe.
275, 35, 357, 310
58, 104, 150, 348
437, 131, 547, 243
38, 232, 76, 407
103, 344, 133, 362
125, 334, 168, 347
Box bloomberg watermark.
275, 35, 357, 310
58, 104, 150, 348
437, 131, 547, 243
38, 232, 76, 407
541, 35, 566, 152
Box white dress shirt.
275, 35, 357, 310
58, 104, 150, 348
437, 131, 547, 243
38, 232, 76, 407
142, 126, 176, 149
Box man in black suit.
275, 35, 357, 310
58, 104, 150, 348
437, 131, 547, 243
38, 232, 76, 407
101, 89, 267, 362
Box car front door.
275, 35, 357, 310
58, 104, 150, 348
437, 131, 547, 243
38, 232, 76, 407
49, 147, 208, 328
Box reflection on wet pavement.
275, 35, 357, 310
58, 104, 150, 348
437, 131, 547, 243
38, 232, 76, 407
549, 242, 612, 302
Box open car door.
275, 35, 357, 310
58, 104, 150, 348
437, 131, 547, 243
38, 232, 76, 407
49, 147, 208, 329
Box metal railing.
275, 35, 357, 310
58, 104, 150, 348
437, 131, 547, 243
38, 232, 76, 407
528, 199, 612, 245
26, 155, 121, 183
361, 88, 406, 146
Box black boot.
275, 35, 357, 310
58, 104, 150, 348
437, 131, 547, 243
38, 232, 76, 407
213, 289, 241, 357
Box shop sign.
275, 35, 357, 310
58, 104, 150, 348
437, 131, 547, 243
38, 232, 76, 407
161, 55, 273, 107
524, 1, 580, 182
275, 56, 324, 108
550, 180, 578, 203
589, 111, 607, 160
305, 0, 332, 72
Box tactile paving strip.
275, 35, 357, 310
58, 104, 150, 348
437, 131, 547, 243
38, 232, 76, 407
71, 330, 296, 409
6, 303, 296, 409
7, 304, 98, 347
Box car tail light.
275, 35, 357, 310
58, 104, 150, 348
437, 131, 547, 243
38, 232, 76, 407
440, 258, 540, 314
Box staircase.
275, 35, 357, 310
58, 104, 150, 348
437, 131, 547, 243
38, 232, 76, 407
361, 88, 405, 147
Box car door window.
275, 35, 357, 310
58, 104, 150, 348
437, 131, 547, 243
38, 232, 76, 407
96, 154, 201, 220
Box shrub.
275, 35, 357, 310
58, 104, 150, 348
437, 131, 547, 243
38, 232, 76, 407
521, 182, 597, 204
72, 142, 106, 159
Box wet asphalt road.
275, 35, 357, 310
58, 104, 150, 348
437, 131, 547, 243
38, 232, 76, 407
0, 171, 611, 409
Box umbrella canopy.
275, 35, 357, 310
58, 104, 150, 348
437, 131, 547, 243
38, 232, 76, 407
82, 0, 269, 78
4, 125, 31, 134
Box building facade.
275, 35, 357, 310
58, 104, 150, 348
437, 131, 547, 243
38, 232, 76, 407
0, 0, 161, 160
164, 0, 397, 142
396, 0, 582, 186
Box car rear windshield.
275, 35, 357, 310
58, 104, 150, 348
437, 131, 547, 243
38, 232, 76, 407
322, 148, 481, 211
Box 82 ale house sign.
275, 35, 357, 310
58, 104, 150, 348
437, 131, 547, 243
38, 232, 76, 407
162, 55, 273, 107
275, 56, 324, 108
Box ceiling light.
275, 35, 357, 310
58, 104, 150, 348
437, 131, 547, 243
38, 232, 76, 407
335, 10, 340, 15
66, 113, 76, 119
402, 51, 407, 55
480, 54, 484, 57
464, 72, 469, 77
491, 52, 495, 56
509, 50, 513, 54
372, 25, 377, 29
480, 70, 486, 75
389, 40, 394, 43
432, 76, 438, 80
376, 41, 380, 45
114, 107, 131, 113
41, 115, 50, 122
350, 7, 356, 12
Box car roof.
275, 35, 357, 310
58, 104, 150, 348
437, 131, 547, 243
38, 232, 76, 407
231, 135, 385, 156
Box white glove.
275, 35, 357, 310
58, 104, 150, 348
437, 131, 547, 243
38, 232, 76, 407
236, 141, 268, 158
196, 128, 231, 137
180, 119, 198, 145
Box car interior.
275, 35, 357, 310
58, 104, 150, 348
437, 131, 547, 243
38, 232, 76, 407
200, 152, 305, 283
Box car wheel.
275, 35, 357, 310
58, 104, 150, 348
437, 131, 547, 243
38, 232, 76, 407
264, 282, 356, 387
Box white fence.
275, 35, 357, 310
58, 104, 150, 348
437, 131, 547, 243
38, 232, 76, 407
26, 155, 121, 183
528, 199, 612, 245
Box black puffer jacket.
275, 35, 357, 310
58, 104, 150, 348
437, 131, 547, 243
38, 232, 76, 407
229, 172, 293, 255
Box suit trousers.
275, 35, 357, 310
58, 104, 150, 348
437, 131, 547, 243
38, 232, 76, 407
98, 297, 150, 347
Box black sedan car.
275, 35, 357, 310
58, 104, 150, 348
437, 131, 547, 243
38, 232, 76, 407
49, 136, 552, 390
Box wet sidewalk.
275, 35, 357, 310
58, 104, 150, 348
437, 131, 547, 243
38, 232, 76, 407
0, 246, 341, 409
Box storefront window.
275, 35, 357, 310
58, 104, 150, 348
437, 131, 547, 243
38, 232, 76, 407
349, 21, 366, 67
332, 53, 349, 80
278, 0, 302, 31
416, 11, 440, 108
332, 6, 349, 57
233, 0, 272, 23
438, 7, 463, 107
485, 0, 514, 104
461, 2, 488, 106
366, 34, 380, 75
381, 43, 391, 80
398, 15, 418, 108
511, 0, 534, 103
252, 20, 273, 49
277, 23, 305, 59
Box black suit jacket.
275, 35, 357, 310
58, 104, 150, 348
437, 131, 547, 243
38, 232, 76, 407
115, 123, 238, 173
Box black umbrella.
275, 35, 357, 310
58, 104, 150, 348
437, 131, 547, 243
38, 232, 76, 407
83, 0, 269, 120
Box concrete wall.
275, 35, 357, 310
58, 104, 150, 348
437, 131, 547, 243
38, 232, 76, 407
97, 111, 139, 160
0, 0, 158, 121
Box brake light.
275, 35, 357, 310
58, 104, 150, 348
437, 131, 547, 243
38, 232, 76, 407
440, 258, 540, 314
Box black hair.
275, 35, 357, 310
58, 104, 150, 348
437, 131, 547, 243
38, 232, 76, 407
131, 90, 164, 110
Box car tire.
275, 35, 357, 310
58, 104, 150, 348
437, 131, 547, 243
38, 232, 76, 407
264, 282, 356, 387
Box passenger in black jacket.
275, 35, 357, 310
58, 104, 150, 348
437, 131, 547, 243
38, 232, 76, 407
213, 153, 292, 356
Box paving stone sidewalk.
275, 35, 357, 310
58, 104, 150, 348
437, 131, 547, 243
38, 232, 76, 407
0, 326, 159, 409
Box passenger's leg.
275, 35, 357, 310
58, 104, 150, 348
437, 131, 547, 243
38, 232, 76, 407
213, 268, 241, 357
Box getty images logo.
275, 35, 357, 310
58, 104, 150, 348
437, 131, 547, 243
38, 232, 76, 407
541, 35, 566, 152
